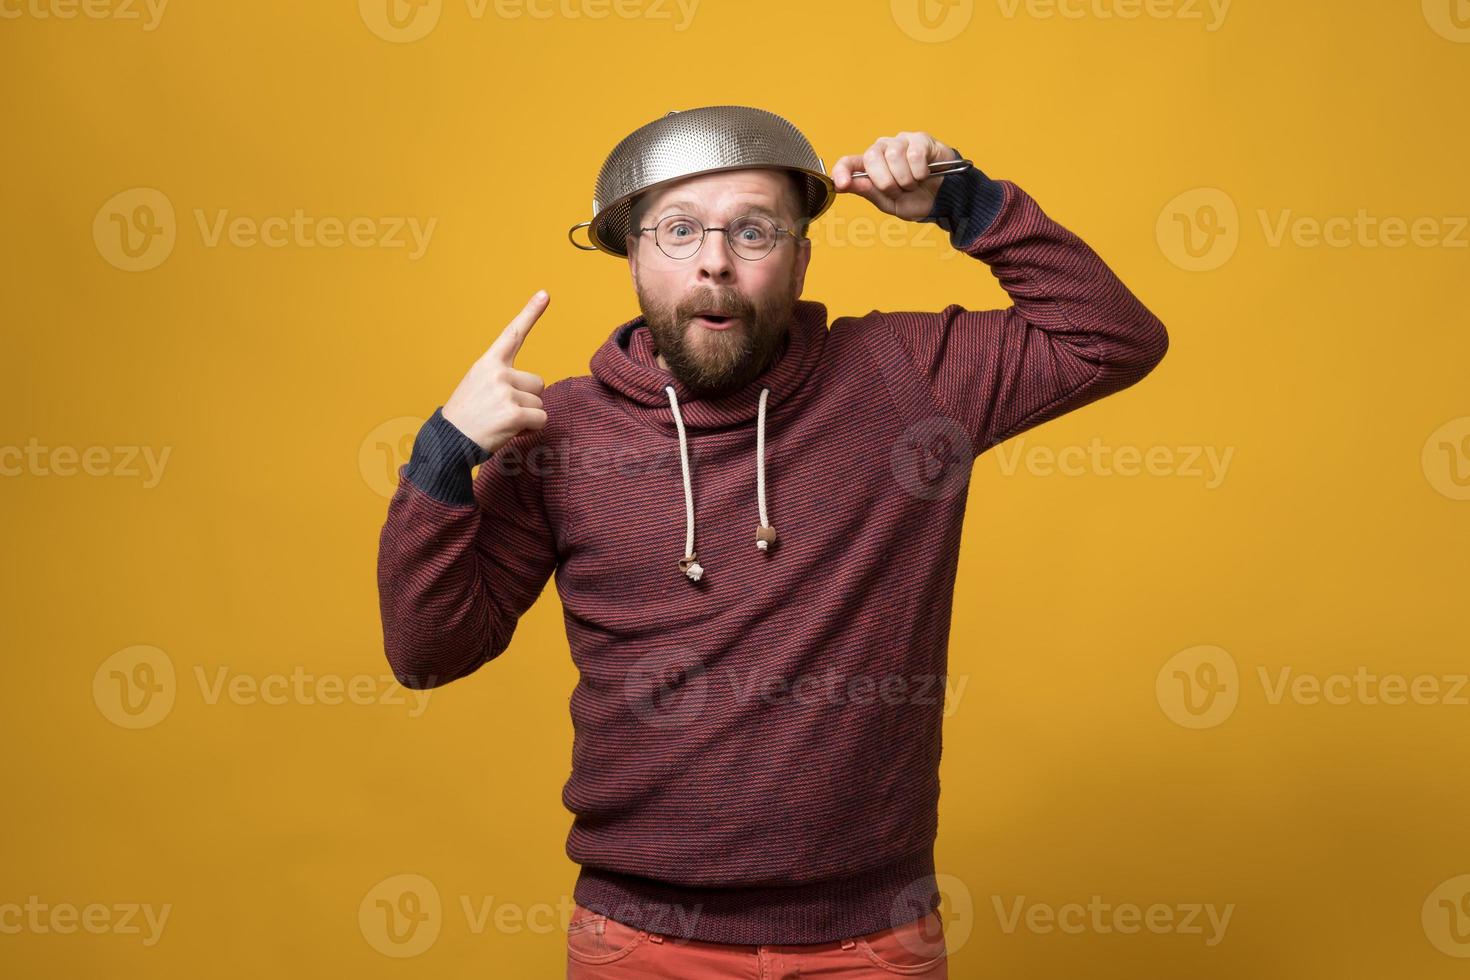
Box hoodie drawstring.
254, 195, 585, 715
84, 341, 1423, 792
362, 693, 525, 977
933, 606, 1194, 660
754, 387, 778, 553
666, 384, 778, 582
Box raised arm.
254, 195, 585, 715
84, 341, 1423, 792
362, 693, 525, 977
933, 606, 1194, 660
832, 133, 1169, 454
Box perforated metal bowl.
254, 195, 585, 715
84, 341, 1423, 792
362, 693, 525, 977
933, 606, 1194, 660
567, 105, 837, 258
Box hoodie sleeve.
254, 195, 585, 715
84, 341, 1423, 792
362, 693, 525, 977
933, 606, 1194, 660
376, 407, 559, 689
872, 162, 1169, 455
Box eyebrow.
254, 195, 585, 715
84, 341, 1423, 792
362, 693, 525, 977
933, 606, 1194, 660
653, 200, 783, 222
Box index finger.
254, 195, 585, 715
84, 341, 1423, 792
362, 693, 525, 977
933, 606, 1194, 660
487, 290, 550, 364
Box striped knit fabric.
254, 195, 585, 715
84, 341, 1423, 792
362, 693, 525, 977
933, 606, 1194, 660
376, 165, 1169, 945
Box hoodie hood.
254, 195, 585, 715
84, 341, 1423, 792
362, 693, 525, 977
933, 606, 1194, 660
588, 298, 831, 581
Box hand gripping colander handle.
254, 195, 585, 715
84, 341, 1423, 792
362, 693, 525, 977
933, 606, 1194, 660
848, 157, 973, 179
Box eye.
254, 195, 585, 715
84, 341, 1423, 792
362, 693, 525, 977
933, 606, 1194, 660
659, 215, 702, 241
730, 216, 775, 245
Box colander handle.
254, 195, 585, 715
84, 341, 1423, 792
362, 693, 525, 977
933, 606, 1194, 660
848, 157, 973, 180
567, 220, 598, 251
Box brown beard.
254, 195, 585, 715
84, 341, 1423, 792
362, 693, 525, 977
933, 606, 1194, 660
635, 276, 798, 398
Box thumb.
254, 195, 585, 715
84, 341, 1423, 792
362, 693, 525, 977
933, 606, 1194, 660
831, 155, 890, 209
830, 154, 868, 194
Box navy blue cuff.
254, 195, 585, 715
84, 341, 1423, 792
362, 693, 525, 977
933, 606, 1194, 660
402, 407, 492, 506
920, 149, 1007, 250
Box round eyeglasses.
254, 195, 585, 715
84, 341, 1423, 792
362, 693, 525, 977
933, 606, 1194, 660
638, 213, 798, 261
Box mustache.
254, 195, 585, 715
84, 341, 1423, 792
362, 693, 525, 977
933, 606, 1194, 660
677, 289, 754, 320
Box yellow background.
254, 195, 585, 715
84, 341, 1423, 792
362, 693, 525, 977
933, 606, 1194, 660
3, 0, 1468, 976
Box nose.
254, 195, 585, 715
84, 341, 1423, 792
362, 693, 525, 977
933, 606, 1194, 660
694, 229, 736, 283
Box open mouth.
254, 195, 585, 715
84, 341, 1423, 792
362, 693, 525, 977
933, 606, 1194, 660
691, 312, 739, 329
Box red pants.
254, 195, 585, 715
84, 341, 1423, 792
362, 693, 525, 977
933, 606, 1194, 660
566, 903, 948, 978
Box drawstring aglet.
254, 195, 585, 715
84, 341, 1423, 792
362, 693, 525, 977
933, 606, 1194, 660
755, 525, 778, 551
679, 554, 704, 581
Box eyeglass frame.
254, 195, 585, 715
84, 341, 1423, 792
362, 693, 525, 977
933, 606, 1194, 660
635, 211, 803, 261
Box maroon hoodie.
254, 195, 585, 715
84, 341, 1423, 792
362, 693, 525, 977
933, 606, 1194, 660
376, 166, 1169, 944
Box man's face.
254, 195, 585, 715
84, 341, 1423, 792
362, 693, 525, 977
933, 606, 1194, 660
625, 169, 812, 398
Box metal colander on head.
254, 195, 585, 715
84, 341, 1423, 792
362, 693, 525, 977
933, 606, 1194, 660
567, 105, 838, 258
